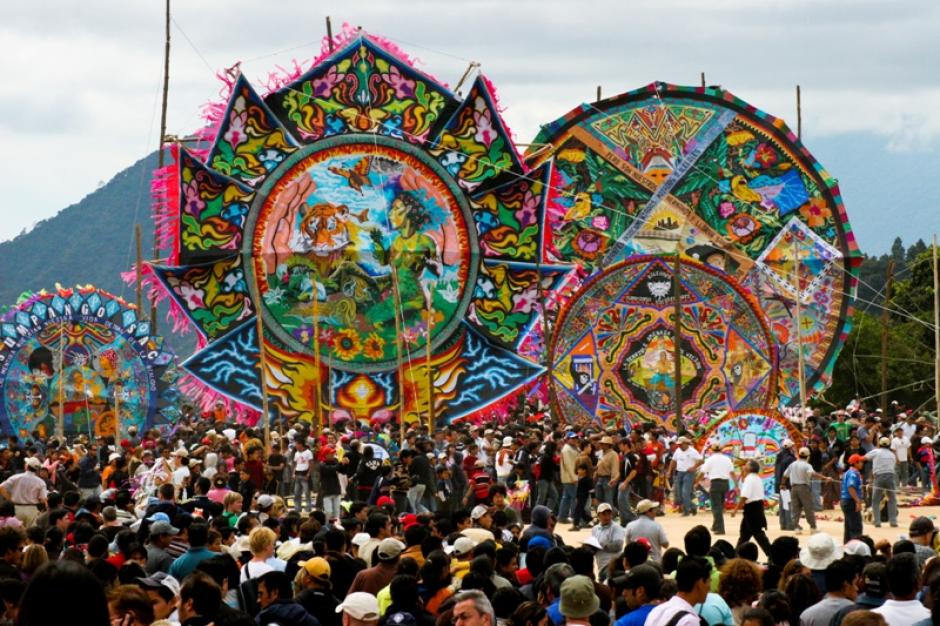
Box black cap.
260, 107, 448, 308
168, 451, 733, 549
622, 564, 663, 597
910, 516, 936, 537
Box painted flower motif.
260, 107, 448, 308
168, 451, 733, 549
571, 229, 607, 260
421, 308, 444, 328
223, 98, 249, 148
183, 180, 206, 216
726, 214, 760, 243
312, 66, 343, 99
591, 215, 610, 230
515, 191, 539, 226
718, 201, 735, 219
401, 325, 422, 346
799, 198, 830, 228
362, 333, 385, 359
178, 284, 205, 310
473, 99, 497, 147
263, 286, 285, 305
319, 327, 336, 348
333, 328, 362, 360
382, 65, 416, 99
438, 282, 460, 304
513, 287, 538, 314
557, 148, 586, 163
754, 143, 778, 168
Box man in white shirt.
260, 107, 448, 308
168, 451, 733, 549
0, 457, 47, 526
731, 459, 772, 559
865, 437, 898, 528
292, 438, 314, 513
890, 426, 912, 486
645, 556, 711, 626
700, 442, 734, 535
900, 413, 917, 442
873, 553, 929, 626
668, 437, 703, 516
170, 449, 191, 493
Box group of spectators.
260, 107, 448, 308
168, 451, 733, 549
0, 399, 933, 626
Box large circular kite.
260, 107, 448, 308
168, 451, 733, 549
145, 30, 548, 426
529, 83, 860, 426
550, 255, 777, 432
0, 286, 181, 437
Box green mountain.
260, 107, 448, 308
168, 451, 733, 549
0, 152, 196, 356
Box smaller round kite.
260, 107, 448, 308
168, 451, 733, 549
0, 286, 181, 438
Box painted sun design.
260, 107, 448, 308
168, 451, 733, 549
142, 28, 561, 427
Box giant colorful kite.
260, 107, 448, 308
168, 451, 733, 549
145, 30, 859, 431
528, 83, 861, 429
0, 286, 181, 437
143, 29, 554, 426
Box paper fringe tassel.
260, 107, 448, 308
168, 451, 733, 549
178, 373, 260, 427
150, 145, 181, 266
119, 264, 206, 349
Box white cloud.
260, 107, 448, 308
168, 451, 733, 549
1, 0, 938, 242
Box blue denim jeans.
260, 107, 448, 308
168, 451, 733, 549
675, 471, 695, 514
617, 482, 636, 525
595, 478, 614, 507
536, 480, 559, 510
871, 473, 897, 526
558, 483, 577, 520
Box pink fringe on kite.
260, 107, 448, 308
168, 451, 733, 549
178, 373, 260, 426
151, 145, 181, 265
120, 263, 196, 338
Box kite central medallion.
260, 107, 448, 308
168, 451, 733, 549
245, 135, 477, 372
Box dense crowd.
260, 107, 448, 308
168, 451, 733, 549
0, 400, 937, 626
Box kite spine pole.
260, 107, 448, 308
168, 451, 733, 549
248, 275, 272, 450
152, 0, 171, 332
880, 260, 894, 416
792, 235, 807, 412
426, 292, 434, 432
673, 247, 683, 434
312, 280, 323, 437
390, 268, 407, 446
56, 322, 65, 439
933, 235, 939, 424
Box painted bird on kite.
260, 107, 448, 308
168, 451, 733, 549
329, 157, 373, 194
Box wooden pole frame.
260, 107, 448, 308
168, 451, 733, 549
933, 235, 939, 422
56, 322, 65, 439
673, 247, 684, 433
390, 270, 407, 446
247, 277, 272, 450
792, 233, 807, 412
880, 260, 895, 416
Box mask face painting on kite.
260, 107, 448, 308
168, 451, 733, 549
0, 24, 857, 442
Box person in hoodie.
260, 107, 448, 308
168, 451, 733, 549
520, 505, 556, 551
255, 570, 321, 626
355, 446, 383, 503
319, 447, 345, 522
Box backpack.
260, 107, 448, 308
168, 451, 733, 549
664, 610, 709, 626
238, 562, 262, 617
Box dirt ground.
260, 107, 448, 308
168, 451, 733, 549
555, 504, 940, 550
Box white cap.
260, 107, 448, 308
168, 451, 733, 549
448, 536, 475, 556
502, 436, 514, 447
25, 457, 42, 470
782, 439, 794, 447
336, 592, 380, 621
470, 505, 489, 521
351, 532, 371, 548
597, 502, 614, 514
108, 453, 121, 463
923, 437, 934, 445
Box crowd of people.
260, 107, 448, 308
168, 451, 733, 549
0, 401, 936, 626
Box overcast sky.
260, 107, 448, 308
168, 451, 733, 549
2, 0, 938, 246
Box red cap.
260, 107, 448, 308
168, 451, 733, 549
400, 513, 419, 529
848, 454, 865, 466
377, 496, 395, 508
635, 537, 652, 551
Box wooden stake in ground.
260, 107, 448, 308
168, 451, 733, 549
135, 224, 143, 312
880, 259, 895, 416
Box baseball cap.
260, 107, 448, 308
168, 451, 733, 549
108, 452, 121, 463
256, 494, 275, 509
622, 564, 663, 595
597, 503, 613, 514
351, 532, 371, 548
861, 562, 888, 597
910, 516, 936, 537
559, 575, 600, 618
298, 557, 331, 586
798, 447, 810, 458
376, 496, 395, 508
503, 436, 514, 447
449, 536, 476, 556
470, 505, 489, 521
149, 521, 179, 536
636, 499, 660, 514
848, 454, 865, 465
137, 572, 181, 598
147, 512, 171, 524
526, 535, 553, 551
923, 437, 934, 445
25, 457, 42, 470
782, 438, 794, 448
336, 592, 380, 621
376, 538, 405, 561
878, 437, 890, 447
